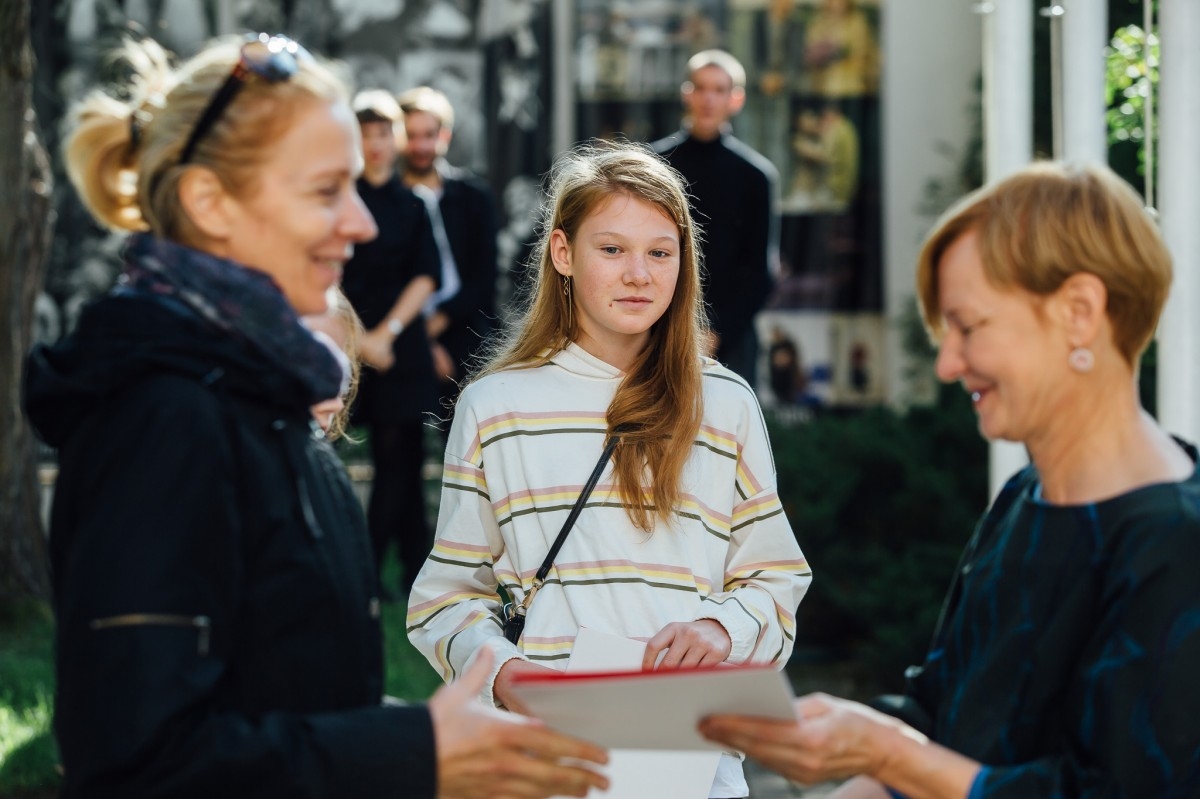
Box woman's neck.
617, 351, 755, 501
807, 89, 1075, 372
1030, 379, 1191, 504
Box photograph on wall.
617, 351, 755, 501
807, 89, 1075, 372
757, 311, 834, 413
756, 310, 885, 411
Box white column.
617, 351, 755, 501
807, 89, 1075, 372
1061, 0, 1108, 163
882, 0, 983, 409
983, 0, 1034, 496
551, 2, 576, 157
215, 0, 237, 35
1157, 0, 1200, 442
983, 1, 1033, 179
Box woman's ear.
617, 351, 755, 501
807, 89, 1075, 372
178, 167, 236, 243
549, 228, 572, 277
1057, 272, 1108, 348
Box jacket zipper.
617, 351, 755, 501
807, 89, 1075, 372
89, 613, 211, 655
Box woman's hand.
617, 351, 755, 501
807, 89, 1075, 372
493, 658, 562, 715
359, 326, 395, 371
701, 693, 982, 798
699, 693, 909, 785
430, 648, 609, 799
641, 619, 732, 671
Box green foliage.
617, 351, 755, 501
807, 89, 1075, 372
378, 553, 445, 702
1106, 24, 1158, 183
771, 384, 988, 692
381, 602, 444, 702
0, 602, 59, 796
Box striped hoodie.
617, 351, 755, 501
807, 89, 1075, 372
407, 344, 812, 795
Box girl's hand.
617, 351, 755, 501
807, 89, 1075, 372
493, 658, 561, 715
641, 619, 732, 670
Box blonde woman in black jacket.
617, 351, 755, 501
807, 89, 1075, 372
23, 34, 606, 799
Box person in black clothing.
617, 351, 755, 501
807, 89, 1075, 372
397, 86, 499, 423
652, 49, 779, 389
342, 89, 441, 598
22, 34, 607, 799
700, 163, 1200, 798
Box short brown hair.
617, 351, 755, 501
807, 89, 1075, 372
916, 161, 1171, 364
397, 86, 455, 131
352, 88, 400, 124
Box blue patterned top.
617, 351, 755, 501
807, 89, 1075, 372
902, 442, 1200, 798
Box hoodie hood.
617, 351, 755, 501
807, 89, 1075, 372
547, 342, 626, 381
24, 293, 326, 448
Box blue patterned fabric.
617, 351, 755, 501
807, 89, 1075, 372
903, 442, 1200, 797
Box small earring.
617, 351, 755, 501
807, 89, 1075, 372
1068, 346, 1094, 373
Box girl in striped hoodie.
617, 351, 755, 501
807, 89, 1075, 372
408, 141, 811, 799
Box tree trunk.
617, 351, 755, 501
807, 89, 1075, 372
0, 0, 54, 604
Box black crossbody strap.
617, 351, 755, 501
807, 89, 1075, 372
505, 432, 621, 634
534, 432, 621, 583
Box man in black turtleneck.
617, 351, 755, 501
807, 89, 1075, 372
652, 50, 779, 389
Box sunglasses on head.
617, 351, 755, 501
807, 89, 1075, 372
178, 33, 311, 165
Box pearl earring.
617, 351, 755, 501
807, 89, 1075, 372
1068, 346, 1094, 373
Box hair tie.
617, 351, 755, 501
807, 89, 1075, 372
128, 110, 142, 153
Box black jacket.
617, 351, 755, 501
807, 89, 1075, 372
651, 130, 778, 343
343, 175, 441, 423
431, 165, 498, 370
23, 293, 436, 798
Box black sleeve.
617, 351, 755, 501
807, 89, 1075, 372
721, 164, 776, 338
410, 197, 442, 288
50, 381, 437, 798
438, 181, 498, 325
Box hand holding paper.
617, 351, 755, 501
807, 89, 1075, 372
641, 618, 732, 670
429, 646, 610, 799
508, 658, 798, 751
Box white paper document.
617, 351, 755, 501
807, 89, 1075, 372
522, 627, 795, 799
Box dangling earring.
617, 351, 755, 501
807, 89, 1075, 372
562, 275, 573, 334
1068, 346, 1094, 373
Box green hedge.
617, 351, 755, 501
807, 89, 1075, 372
771, 385, 989, 692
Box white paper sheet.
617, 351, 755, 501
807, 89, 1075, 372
515, 627, 796, 750
538, 628, 733, 799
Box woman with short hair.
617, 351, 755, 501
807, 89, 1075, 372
700, 161, 1200, 798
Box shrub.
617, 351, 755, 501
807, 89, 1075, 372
772, 384, 988, 692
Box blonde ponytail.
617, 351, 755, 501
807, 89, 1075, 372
63, 39, 174, 232
64, 93, 144, 231
63, 35, 347, 243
